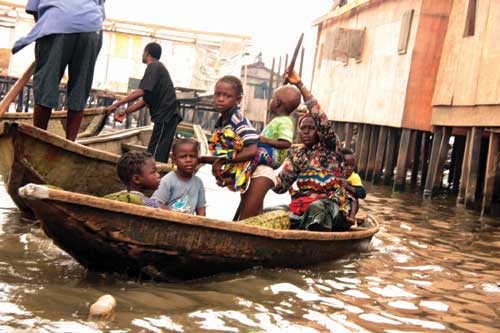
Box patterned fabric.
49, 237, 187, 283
259, 115, 294, 167
208, 129, 253, 192
274, 96, 350, 218
104, 191, 145, 206
104, 190, 161, 208
214, 106, 258, 145
240, 210, 290, 230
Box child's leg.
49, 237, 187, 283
347, 198, 359, 225
238, 176, 274, 220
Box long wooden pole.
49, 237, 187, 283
0, 61, 35, 117
283, 33, 304, 85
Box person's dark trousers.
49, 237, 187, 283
148, 114, 182, 163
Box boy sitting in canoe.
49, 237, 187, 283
152, 138, 206, 215
106, 151, 162, 208
340, 148, 366, 223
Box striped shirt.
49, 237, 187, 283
214, 106, 258, 146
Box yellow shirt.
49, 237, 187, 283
347, 172, 363, 187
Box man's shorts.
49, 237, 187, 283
34, 31, 102, 110
252, 165, 278, 187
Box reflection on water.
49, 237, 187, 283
0, 172, 499, 332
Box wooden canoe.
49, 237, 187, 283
0, 121, 173, 214
77, 122, 210, 156
0, 108, 108, 138
18, 183, 380, 281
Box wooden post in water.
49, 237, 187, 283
481, 132, 499, 215
457, 129, 471, 204
393, 128, 412, 191
372, 126, 388, 184
410, 131, 423, 186
345, 123, 353, 149
420, 132, 431, 190
357, 124, 371, 178
424, 128, 443, 197
355, 124, 365, 170
450, 135, 466, 194
424, 127, 451, 198
383, 127, 398, 185
365, 126, 379, 181
464, 127, 483, 209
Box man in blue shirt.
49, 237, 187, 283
13, 0, 105, 141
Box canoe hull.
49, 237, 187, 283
22, 187, 378, 281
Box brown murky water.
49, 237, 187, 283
1, 166, 499, 332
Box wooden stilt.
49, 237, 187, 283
383, 128, 398, 185
365, 126, 379, 181
420, 132, 431, 190
345, 123, 353, 149
451, 136, 466, 194
464, 127, 483, 210
424, 128, 443, 198
410, 131, 422, 186
457, 129, 471, 204
393, 128, 412, 192
450, 135, 465, 194
352, 124, 360, 152
424, 127, 452, 198
372, 126, 388, 184
337, 122, 345, 144
481, 132, 498, 215
355, 124, 365, 170
357, 125, 371, 178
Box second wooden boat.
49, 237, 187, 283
77, 122, 210, 156
0, 121, 173, 214
0, 108, 109, 138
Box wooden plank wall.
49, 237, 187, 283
401, 0, 453, 131
311, 0, 423, 128
433, 0, 500, 110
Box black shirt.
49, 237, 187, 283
139, 60, 180, 123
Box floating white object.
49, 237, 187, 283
88, 294, 117, 321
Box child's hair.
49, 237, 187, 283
172, 137, 200, 155
117, 151, 153, 185
216, 75, 244, 96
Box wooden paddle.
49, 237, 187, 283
0, 61, 35, 117
282, 33, 304, 85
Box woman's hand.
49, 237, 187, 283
284, 69, 302, 86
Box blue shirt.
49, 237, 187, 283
12, 0, 105, 54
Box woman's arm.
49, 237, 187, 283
273, 155, 298, 194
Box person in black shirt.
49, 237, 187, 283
107, 42, 181, 163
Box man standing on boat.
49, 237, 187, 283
12, 0, 105, 141
106, 42, 181, 163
